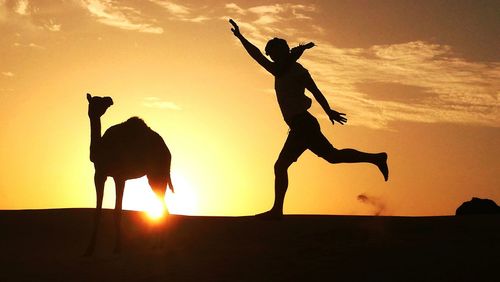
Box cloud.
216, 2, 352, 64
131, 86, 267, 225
149, 0, 211, 23
44, 19, 61, 31
226, 4, 500, 129
2, 71, 14, 77
81, 0, 163, 34
290, 4, 315, 20
15, 0, 29, 15
253, 14, 280, 25
13, 42, 44, 49
225, 3, 245, 15
248, 4, 284, 15
149, 0, 189, 15
302, 41, 500, 128
225, 3, 316, 46
28, 42, 43, 48
0, 1, 63, 32
143, 97, 181, 110
183, 15, 210, 23
247, 4, 315, 26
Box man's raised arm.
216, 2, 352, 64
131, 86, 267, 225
229, 19, 274, 75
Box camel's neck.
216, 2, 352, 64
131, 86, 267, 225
89, 117, 102, 157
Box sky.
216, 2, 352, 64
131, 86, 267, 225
0, 0, 498, 216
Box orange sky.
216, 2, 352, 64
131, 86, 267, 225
0, 0, 499, 216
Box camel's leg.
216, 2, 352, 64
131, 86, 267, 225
148, 177, 169, 248
157, 188, 169, 215
113, 178, 125, 254
84, 172, 106, 256
148, 176, 169, 215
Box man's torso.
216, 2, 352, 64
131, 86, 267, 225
274, 62, 312, 123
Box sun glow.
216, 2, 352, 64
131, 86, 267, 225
145, 198, 166, 220
122, 172, 198, 218
165, 171, 199, 215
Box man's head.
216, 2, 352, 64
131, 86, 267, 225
265, 38, 290, 62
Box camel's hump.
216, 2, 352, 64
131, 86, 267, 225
123, 117, 150, 129
103, 117, 153, 137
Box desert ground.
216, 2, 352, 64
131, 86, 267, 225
0, 209, 498, 281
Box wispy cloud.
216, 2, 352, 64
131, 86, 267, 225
143, 97, 181, 110
225, 3, 317, 46
225, 4, 500, 129
81, 0, 163, 34
13, 42, 44, 49
44, 19, 61, 31
149, 0, 189, 15
2, 71, 14, 77
15, 0, 29, 15
149, 0, 211, 23
225, 3, 245, 15
248, 4, 285, 15
302, 41, 499, 128
0, 1, 62, 32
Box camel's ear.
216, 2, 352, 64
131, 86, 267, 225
86, 93, 92, 102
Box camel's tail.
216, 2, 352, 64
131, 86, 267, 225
167, 172, 174, 193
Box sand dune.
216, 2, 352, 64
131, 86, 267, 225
0, 209, 498, 281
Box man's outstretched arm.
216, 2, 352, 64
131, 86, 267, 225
274, 42, 315, 76
305, 74, 347, 125
289, 42, 315, 62
229, 19, 275, 75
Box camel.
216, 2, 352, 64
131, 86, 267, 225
85, 93, 174, 255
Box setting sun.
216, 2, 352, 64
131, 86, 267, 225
145, 197, 165, 220
121, 171, 198, 218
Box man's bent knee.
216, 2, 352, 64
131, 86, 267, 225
323, 149, 341, 164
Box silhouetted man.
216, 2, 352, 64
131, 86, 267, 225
229, 19, 388, 219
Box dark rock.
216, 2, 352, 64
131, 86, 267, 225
456, 197, 500, 215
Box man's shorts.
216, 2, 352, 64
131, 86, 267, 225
278, 111, 336, 164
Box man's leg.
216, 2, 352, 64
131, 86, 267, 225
270, 157, 294, 216
310, 132, 389, 181
257, 131, 306, 218
329, 149, 388, 181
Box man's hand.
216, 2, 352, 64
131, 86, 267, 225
301, 42, 315, 49
327, 109, 347, 125
229, 19, 241, 38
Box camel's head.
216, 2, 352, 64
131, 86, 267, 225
87, 93, 113, 118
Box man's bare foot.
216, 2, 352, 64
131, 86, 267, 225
377, 153, 389, 181
255, 209, 283, 220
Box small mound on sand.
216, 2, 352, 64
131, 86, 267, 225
456, 197, 500, 215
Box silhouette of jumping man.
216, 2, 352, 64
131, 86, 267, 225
229, 19, 389, 219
